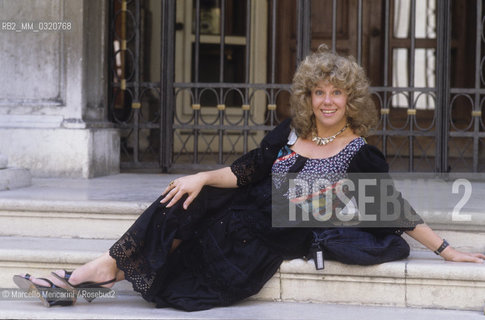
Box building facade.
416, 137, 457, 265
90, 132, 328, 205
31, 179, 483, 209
1, 0, 484, 178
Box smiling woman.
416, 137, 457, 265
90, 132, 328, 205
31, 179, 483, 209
291, 44, 378, 140
287, 45, 376, 160
310, 82, 348, 137
14, 44, 485, 312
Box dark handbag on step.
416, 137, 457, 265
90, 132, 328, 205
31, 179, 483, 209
308, 228, 410, 270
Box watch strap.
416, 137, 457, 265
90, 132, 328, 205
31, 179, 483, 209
434, 239, 449, 255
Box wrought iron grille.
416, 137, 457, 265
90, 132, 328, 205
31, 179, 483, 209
108, 0, 485, 173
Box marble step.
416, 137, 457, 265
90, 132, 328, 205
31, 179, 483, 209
1, 236, 485, 312
0, 167, 31, 191
0, 236, 133, 293
1, 298, 484, 320
0, 198, 144, 239
0, 197, 485, 254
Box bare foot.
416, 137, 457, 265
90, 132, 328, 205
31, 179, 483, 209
16, 273, 68, 289
53, 252, 123, 288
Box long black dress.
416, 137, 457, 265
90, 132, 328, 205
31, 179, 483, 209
109, 118, 422, 311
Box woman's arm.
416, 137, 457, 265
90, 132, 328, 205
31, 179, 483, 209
160, 167, 237, 210
198, 166, 238, 188
405, 223, 485, 263
160, 119, 292, 210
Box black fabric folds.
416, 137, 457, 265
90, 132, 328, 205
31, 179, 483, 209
346, 144, 424, 234
109, 117, 423, 311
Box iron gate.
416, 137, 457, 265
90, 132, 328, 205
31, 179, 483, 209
108, 0, 485, 173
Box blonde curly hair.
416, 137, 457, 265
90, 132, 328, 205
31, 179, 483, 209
290, 44, 377, 138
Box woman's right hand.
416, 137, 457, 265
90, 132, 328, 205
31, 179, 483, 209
160, 173, 207, 210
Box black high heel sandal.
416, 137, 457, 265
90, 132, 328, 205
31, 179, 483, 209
13, 274, 77, 307
51, 270, 116, 303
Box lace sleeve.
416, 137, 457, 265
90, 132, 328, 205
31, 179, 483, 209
230, 148, 265, 187
230, 118, 293, 187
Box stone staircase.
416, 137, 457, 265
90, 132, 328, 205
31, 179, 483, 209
0, 174, 485, 318
0, 153, 31, 191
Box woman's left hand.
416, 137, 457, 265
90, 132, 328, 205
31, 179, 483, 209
441, 247, 485, 263
405, 224, 485, 263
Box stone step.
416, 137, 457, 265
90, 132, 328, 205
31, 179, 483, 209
0, 153, 32, 191
0, 236, 134, 295
1, 236, 484, 312
1, 196, 485, 253
0, 198, 144, 239
0, 298, 484, 320
0, 167, 31, 191
0, 174, 170, 239
1, 174, 485, 247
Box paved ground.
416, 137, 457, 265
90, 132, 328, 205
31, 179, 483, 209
0, 296, 484, 320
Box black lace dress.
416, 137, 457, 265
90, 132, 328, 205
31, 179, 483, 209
109, 119, 422, 311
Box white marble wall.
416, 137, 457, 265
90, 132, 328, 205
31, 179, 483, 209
0, 0, 119, 178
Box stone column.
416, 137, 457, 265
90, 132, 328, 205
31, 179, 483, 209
0, 153, 31, 191
0, 0, 119, 178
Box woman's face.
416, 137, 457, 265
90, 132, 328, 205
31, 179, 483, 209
311, 80, 348, 133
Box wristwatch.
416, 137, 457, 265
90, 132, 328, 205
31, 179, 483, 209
434, 239, 449, 255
